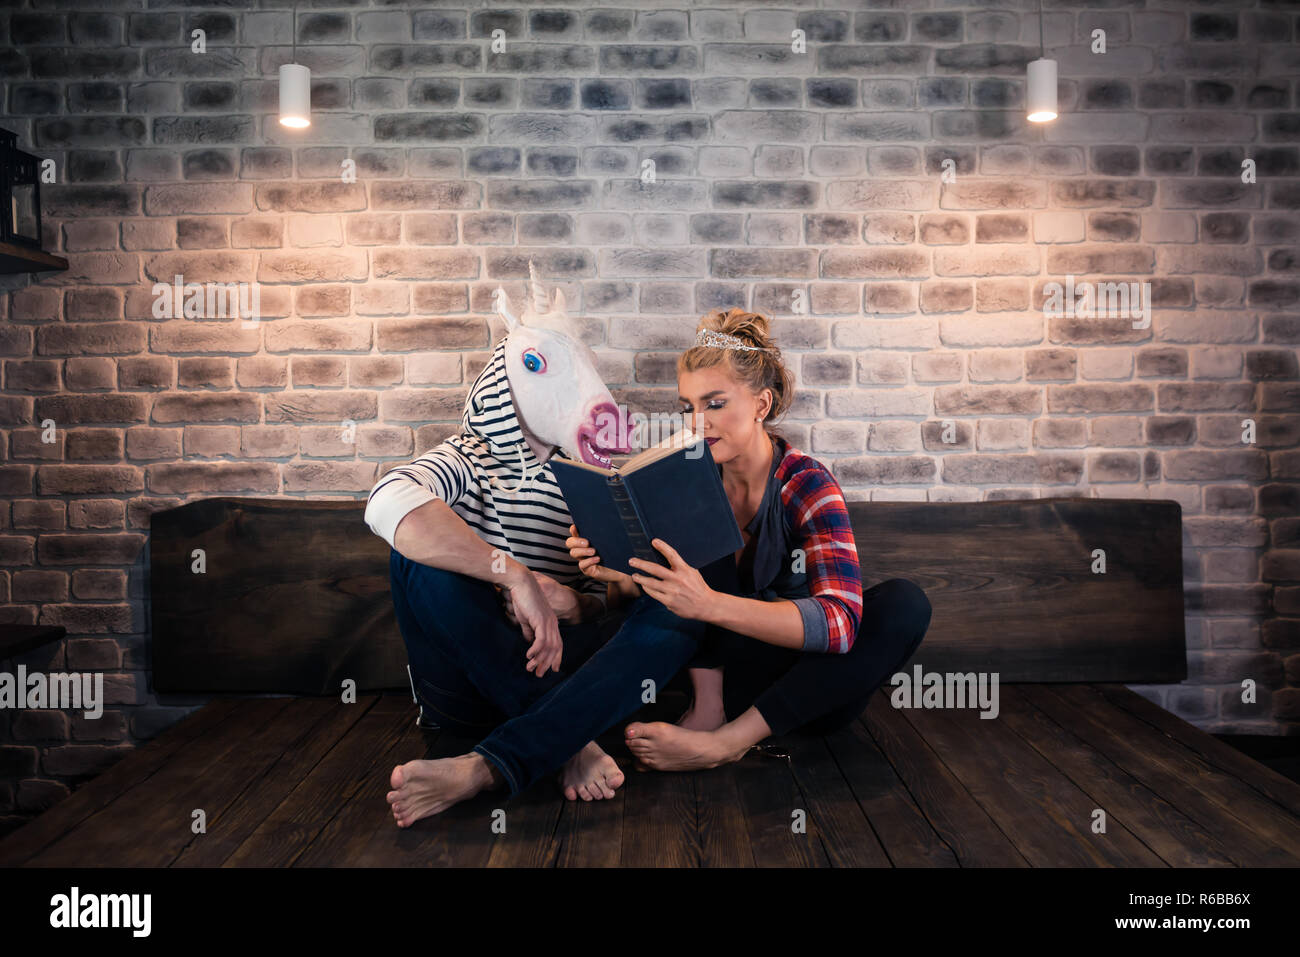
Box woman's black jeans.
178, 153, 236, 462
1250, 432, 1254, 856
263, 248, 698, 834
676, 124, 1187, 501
693, 578, 933, 737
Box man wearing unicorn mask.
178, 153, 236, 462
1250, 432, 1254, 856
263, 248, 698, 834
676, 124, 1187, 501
364, 261, 637, 803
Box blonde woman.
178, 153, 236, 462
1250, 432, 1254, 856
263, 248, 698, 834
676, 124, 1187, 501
572, 308, 932, 770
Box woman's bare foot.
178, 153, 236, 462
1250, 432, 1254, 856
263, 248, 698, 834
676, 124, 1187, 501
557, 741, 625, 801
675, 699, 726, 732
387, 753, 498, 828
678, 667, 725, 732
624, 721, 750, 772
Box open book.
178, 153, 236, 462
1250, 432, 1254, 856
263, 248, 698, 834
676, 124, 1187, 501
550, 429, 744, 577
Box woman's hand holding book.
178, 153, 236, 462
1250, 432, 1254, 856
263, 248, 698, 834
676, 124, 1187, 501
627, 538, 719, 622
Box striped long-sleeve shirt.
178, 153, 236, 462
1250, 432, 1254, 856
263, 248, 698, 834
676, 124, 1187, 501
364, 336, 608, 608
731, 435, 864, 654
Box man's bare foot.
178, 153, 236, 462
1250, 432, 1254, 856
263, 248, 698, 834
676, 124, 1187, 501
387, 754, 497, 828
624, 721, 749, 772
557, 741, 625, 801
676, 698, 726, 732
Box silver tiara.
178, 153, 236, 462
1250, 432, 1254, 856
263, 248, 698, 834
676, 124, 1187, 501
694, 328, 778, 353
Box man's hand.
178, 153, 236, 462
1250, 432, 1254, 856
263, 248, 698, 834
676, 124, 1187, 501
500, 572, 563, 677
499, 570, 579, 626
628, 538, 718, 622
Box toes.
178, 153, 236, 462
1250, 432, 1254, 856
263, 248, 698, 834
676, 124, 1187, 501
390, 765, 405, 790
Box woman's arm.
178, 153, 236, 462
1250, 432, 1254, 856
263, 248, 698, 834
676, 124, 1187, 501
707, 467, 864, 653
702, 594, 807, 649
780, 468, 865, 653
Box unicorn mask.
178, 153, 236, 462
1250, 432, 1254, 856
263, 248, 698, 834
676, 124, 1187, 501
494, 262, 632, 468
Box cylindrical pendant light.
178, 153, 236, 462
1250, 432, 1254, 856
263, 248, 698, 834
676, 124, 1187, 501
278, 6, 310, 129
1026, 0, 1058, 123
1027, 58, 1057, 123
279, 63, 311, 128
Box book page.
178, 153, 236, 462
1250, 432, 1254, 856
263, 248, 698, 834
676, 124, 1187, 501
623, 426, 699, 473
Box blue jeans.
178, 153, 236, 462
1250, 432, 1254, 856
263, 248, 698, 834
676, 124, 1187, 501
388, 549, 707, 796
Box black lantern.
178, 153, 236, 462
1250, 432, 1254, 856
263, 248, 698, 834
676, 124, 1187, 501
1, 128, 43, 249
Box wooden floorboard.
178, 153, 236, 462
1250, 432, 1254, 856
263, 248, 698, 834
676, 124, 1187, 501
899, 693, 1165, 866
996, 686, 1237, 867
694, 760, 755, 867
821, 715, 956, 867
1091, 683, 1300, 818
5, 684, 1299, 867
859, 692, 1026, 866
786, 734, 891, 867
620, 764, 698, 867
27, 697, 302, 868
0, 697, 244, 866
174, 697, 376, 867
222, 695, 411, 867
731, 739, 830, 867
1023, 685, 1300, 867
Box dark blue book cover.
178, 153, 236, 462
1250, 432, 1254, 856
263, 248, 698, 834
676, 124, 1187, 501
550, 437, 744, 578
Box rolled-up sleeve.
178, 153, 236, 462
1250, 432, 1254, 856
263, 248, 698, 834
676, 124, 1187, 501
783, 469, 864, 654
364, 447, 473, 549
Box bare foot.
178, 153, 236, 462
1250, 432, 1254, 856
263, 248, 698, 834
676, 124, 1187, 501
557, 741, 625, 801
387, 754, 496, 828
624, 721, 749, 772
676, 699, 726, 732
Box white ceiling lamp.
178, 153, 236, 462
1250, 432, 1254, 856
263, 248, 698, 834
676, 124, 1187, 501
1027, 0, 1058, 123
279, 5, 310, 129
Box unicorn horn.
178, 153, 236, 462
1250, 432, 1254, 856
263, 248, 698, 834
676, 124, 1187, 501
528, 258, 548, 316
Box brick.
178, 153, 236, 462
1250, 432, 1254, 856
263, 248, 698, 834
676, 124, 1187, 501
258, 250, 367, 284
941, 180, 1046, 210
975, 213, 1027, 243
976, 278, 1028, 312
1046, 385, 1154, 414
1033, 211, 1084, 244
256, 182, 366, 213
955, 453, 1084, 486
863, 282, 917, 314
822, 248, 926, 280
934, 385, 1040, 415
1044, 245, 1154, 275
935, 247, 1039, 277
1051, 180, 1155, 208
144, 184, 254, 215
919, 214, 969, 245
1175, 452, 1270, 483
850, 214, 908, 248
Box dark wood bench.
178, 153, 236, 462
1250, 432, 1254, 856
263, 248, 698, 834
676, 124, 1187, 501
3, 496, 1299, 867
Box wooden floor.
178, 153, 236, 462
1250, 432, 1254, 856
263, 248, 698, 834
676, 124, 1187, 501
3, 683, 1300, 867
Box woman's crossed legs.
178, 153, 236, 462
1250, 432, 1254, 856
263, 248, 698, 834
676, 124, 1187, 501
625, 578, 933, 770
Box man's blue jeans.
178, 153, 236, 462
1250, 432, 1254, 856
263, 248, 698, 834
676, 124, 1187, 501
389, 548, 706, 796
